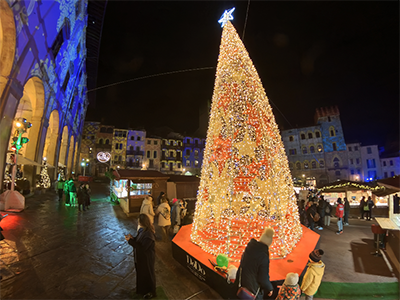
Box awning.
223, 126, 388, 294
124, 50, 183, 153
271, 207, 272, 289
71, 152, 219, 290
15, 155, 42, 167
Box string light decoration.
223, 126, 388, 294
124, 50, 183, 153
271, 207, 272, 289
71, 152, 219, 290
38, 160, 51, 189
190, 10, 302, 261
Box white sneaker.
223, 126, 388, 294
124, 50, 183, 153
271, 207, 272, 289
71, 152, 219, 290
344, 223, 349, 226
318, 227, 323, 230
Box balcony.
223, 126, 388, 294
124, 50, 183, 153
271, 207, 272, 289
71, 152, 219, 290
126, 150, 144, 156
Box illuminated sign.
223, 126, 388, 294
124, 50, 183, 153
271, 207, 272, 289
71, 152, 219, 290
97, 152, 111, 163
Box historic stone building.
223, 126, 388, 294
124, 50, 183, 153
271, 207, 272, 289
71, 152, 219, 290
0, 0, 106, 192
161, 135, 184, 174
111, 129, 128, 169
126, 129, 146, 169
282, 106, 349, 186
183, 136, 205, 176
144, 137, 161, 171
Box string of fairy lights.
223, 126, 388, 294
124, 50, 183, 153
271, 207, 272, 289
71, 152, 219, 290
190, 11, 302, 262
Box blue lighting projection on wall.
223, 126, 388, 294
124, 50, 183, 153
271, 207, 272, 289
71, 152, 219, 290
0, 0, 91, 186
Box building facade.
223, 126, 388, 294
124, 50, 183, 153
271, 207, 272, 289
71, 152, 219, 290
126, 129, 146, 169
111, 129, 128, 169
360, 145, 382, 181
381, 156, 400, 179
0, 0, 106, 192
144, 137, 161, 171
183, 136, 205, 176
346, 143, 362, 181
161, 138, 183, 174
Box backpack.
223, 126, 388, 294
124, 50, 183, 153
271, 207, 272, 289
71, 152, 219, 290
313, 212, 320, 222
325, 205, 330, 214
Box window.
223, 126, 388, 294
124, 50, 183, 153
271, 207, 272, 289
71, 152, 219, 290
356, 158, 360, 164
119, 143, 122, 150
153, 151, 157, 159
195, 140, 199, 146
100, 127, 106, 133
105, 139, 109, 145
186, 160, 190, 167
348, 146, 352, 151
177, 163, 181, 169
332, 143, 337, 151
350, 170, 354, 175
354, 146, 358, 151
319, 160, 325, 168
296, 162, 301, 170
300, 133, 306, 140
367, 147, 372, 154
169, 151, 173, 157
368, 170, 377, 179
317, 145, 323, 152
51, 21, 69, 58
146, 151, 151, 158
304, 161, 309, 169
383, 161, 387, 167
137, 136, 141, 141
186, 149, 190, 156
115, 143, 119, 150
98, 139, 103, 144
335, 170, 341, 176
309, 146, 315, 153
315, 131, 321, 138
308, 132, 313, 139
289, 149, 297, 155
328, 116, 331, 122
162, 162, 165, 168
114, 155, 118, 161
119, 155, 122, 161
330, 128, 335, 137
136, 146, 140, 152
147, 140, 151, 144
194, 150, 199, 156
178, 141, 182, 146
75, 0, 82, 17
62, 71, 70, 92
302, 147, 307, 154
350, 159, 353, 164
154, 141, 158, 145
384, 172, 388, 178
367, 159, 376, 169
311, 161, 317, 169
333, 157, 340, 168
289, 136, 294, 142
195, 160, 199, 166
390, 160, 393, 166
129, 136, 133, 140
129, 146, 134, 151
391, 171, 395, 177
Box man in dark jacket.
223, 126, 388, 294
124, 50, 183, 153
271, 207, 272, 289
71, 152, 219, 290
317, 196, 326, 230
343, 197, 350, 225
306, 201, 318, 231
235, 228, 274, 299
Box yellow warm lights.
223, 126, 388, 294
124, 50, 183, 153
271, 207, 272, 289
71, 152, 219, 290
190, 20, 302, 261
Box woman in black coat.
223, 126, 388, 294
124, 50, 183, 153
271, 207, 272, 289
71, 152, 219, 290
126, 214, 156, 299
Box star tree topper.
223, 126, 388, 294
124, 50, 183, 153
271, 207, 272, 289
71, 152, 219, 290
218, 7, 235, 27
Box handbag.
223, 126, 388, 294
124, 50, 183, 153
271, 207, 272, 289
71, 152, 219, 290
363, 205, 369, 211
236, 267, 260, 300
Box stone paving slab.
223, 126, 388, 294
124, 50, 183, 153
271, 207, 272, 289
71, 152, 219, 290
0, 182, 398, 300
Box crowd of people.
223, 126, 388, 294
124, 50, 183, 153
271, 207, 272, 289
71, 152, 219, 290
56, 178, 91, 211
298, 192, 376, 235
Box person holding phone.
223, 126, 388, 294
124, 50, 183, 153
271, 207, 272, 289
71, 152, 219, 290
125, 214, 156, 299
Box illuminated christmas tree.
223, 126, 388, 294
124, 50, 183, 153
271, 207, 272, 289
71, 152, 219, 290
38, 161, 51, 189
190, 9, 302, 261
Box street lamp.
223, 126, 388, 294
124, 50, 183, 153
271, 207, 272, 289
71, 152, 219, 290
81, 162, 86, 176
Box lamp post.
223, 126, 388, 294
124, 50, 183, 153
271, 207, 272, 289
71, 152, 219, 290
81, 161, 86, 176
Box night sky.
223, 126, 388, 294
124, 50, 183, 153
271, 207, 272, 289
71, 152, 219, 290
87, 1, 399, 150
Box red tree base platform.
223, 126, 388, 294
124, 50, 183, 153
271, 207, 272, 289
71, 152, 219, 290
172, 224, 320, 299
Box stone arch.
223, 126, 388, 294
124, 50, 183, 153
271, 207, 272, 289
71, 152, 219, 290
43, 110, 60, 166
11, 77, 45, 160
67, 135, 75, 175
0, 0, 16, 97
59, 126, 68, 166
73, 141, 78, 173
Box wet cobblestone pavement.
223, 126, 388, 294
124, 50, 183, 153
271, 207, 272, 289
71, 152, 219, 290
0, 182, 221, 300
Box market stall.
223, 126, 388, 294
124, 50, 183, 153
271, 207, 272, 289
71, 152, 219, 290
111, 169, 169, 215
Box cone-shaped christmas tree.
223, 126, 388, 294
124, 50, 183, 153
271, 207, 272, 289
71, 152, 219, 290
190, 11, 302, 261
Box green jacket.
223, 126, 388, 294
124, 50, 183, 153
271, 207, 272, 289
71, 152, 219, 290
57, 181, 65, 190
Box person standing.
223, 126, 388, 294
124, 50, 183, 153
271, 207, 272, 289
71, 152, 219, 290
300, 249, 325, 300
317, 196, 325, 230
69, 179, 77, 207
235, 227, 274, 299
359, 196, 366, 219
125, 214, 156, 299
170, 198, 182, 233
140, 196, 155, 224
155, 191, 165, 207
63, 178, 70, 205
306, 201, 318, 231
85, 184, 91, 210
324, 199, 332, 227
57, 179, 65, 201
365, 196, 375, 221
393, 194, 399, 214
77, 184, 88, 212
343, 197, 350, 225
155, 198, 171, 241
276, 272, 301, 300
336, 198, 344, 235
